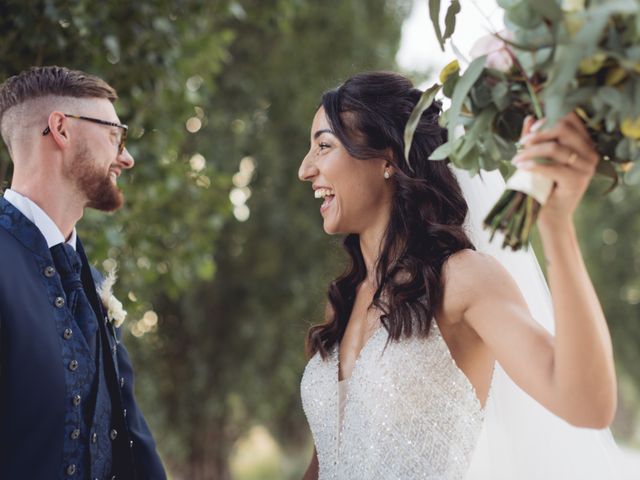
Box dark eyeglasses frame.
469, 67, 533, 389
42, 114, 128, 155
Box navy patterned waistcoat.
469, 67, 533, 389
47, 241, 110, 478
0, 197, 166, 480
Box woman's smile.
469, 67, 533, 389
299, 107, 392, 235
314, 187, 335, 215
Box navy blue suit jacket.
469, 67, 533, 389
0, 198, 166, 479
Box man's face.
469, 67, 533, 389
64, 99, 134, 212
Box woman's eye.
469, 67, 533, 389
318, 143, 331, 150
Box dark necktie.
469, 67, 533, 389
50, 242, 98, 357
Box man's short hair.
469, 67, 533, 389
0, 66, 118, 154
0, 66, 117, 124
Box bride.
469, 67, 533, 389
298, 71, 620, 479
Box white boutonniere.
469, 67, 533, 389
97, 268, 127, 328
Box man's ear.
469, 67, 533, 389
46, 111, 71, 150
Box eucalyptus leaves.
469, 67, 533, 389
407, 0, 640, 250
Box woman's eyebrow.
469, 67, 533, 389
313, 128, 334, 140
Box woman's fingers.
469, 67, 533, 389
520, 115, 537, 138
564, 111, 592, 141
514, 113, 599, 221
530, 113, 591, 143
512, 141, 594, 174
521, 119, 598, 167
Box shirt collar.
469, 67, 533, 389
3, 189, 77, 249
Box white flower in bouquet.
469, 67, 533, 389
468, 32, 555, 208
562, 0, 585, 12
416, 0, 639, 250
469, 30, 513, 72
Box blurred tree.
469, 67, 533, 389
144, 2, 409, 477
0, 0, 408, 477
576, 176, 640, 443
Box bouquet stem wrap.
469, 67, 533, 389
484, 170, 553, 250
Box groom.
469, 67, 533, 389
0, 66, 166, 479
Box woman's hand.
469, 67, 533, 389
512, 113, 600, 231
503, 113, 617, 428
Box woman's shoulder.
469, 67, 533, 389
441, 249, 513, 316
443, 248, 506, 280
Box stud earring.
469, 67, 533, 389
384, 171, 390, 179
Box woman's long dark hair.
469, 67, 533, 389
307, 71, 475, 359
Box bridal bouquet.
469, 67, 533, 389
406, 0, 640, 250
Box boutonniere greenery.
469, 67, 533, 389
97, 268, 127, 328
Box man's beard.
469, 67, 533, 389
67, 142, 124, 212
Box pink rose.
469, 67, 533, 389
469, 30, 514, 71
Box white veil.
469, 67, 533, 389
452, 167, 623, 480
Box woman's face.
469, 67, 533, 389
298, 107, 393, 235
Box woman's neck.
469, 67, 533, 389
359, 225, 387, 286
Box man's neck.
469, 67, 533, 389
9, 184, 82, 240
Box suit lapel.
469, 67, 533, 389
76, 238, 110, 329
0, 197, 51, 260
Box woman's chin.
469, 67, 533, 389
323, 223, 339, 235
322, 218, 343, 235
323, 223, 354, 236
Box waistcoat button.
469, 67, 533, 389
70, 428, 80, 440
66, 464, 76, 475
55, 296, 65, 308
44, 266, 56, 277
63, 328, 73, 340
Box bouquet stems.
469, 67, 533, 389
484, 190, 542, 250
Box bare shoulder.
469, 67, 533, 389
443, 248, 511, 290
441, 249, 515, 319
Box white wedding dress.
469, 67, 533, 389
301, 320, 486, 480
300, 168, 622, 480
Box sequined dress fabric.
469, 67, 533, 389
301, 321, 485, 480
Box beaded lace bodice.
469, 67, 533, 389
301, 321, 485, 480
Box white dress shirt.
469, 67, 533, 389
3, 189, 77, 249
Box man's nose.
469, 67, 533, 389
119, 148, 135, 169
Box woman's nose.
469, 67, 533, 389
298, 152, 318, 181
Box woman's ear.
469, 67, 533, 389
383, 159, 396, 180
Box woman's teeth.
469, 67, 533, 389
314, 188, 335, 214
314, 188, 334, 199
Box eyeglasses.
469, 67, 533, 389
42, 114, 128, 155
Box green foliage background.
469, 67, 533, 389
1, 1, 639, 478
0, 1, 408, 478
